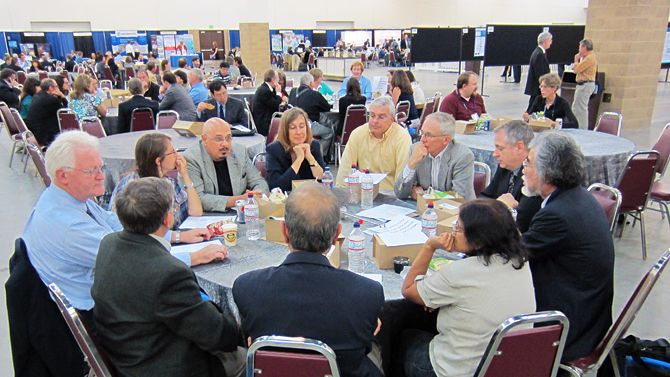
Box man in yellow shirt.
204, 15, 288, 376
335, 97, 412, 190
572, 39, 598, 130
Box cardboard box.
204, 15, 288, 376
437, 215, 460, 235
264, 210, 285, 244
172, 121, 205, 137
256, 195, 285, 219
327, 234, 345, 268
372, 234, 424, 269
528, 119, 553, 132
490, 117, 513, 130
102, 97, 120, 108
416, 196, 462, 222
455, 120, 476, 134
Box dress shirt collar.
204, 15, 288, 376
149, 233, 172, 251
50, 184, 90, 212
265, 82, 275, 92
282, 250, 333, 267
539, 45, 546, 54
429, 141, 450, 161
367, 122, 399, 141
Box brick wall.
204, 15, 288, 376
239, 22, 271, 82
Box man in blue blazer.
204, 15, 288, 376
116, 78, 159, 133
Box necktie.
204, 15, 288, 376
508, 173, 516, 194
219, 104, 225, 119
85, 204, 101, 226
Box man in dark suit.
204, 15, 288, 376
137, 68, 161, 101
92, 177, 244, 377
116, 78, 159, 134
0, 68, 21, 110
234, 57, 251, 78
196, 79, 248, 126
64, 54, 76, 72
233, 182, 384, 377
524, 32, 552, 112
521, 131, 614, 362
160, 71, 197, 121
4, 57, 24, 73
25, 78, 68, 146
480, 120, 543, 233
252, 69, 287, 136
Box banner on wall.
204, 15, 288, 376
174, 34, 194, 55
271, 34, 282, 52
162, 35, 176, 59
20, 43, 34, 56
111, 30, 148, 55
282, 32, 302, 53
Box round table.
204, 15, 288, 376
455, 129, 636, 187
98, 128, 266, 199
226, 87, 257, 104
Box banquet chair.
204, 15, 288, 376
100, 80, 113, 91
17, 71, 26, 85
474, 311, 569, 377
267, 112, 283, 145
594, 112, 622, 136
291, 55, 301, 72
286, 77, 294, 89
80, 117, 107, 138
244, 98, 258, 132
561, 248, 670, 377
38, 71, 48, 81
253, 152, 267, 178
308, 54, 315, 70
48, 283, 116, 377
433, 92, 442, 112
417, 100, 435, 132
587, 183, 622, 233
130, 107, 156, 132
336, 104, 367, 166
247, 335, 340, 377
396, 100, 410, 126
647, 123, 670, 227
60, 70, 68, 79
361, 53, 369, 68
58, 108, 80, 132
613, 151, 660, 260
271, 54, 277, 68
22, 131, 50, 186
388, 52, 395, 67
103, 66, 114, 81
156, 110, 180, 129
0, 101, 25, 167
473, 162, 491, 198
9, 108, 38, 174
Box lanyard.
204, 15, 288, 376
459, 96, 475, 115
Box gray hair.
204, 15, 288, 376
370, 96, 396, 117
299, 73, 314, 86
190, 68, 204, 82
45, 130, 100, 178
284, 182, 340, 253
538, 32, 552, 45
494, 120, 534, 150
426, 112, 456, 138
115, 177, 174, 235
128, 78, 144, 95
580, 39, 594, 51
529, 130, 585, 189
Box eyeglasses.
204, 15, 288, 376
64, 163, 106, 177
161, 149, 177, 159
210, 135, 233, 144
419, 131, 448, 140
539, 85, 555, 90
451, 220, 463, 235
522, 159, 534, 169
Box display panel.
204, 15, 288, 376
410, 28, 462, 63
374, 30, 402, 47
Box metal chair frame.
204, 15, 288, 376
396, 100, 410, 125
473, 161, 491, 198
156, 110, 180, 129
80, 116, 108, 138
594, 112, 622, 137
587, 183, 623, 233
0, 101, 25, 167
130, 107, 156, 132
266, 112, 283, 145
252, 152, 267, 178
247, 335, 340, 377
337, 104, 367, 165
57, 108, 81, 132
21, 131, 51, 186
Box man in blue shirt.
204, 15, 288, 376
22, 131, 226, 315
188, 68, 209, 107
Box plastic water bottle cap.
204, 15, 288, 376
325, 167, 330, 171
248, 193, 254, 198
428, 202, 434, 208
353, 222, 360, 228
358, 219, 364, 225
351, 164, 356, 168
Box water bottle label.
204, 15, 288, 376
361, 182, 373, 190
323, 181, 333, 190
349, 240, 365, 251
422, 219, 437, 231
245, 206, 259, 218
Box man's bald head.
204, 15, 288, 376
284, 182, 341, 253
202, 118, 233, 161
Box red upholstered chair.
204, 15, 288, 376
308, 54, 315, 70
80, 117, 107, 138
48, 283, 116, 377
594, 112, 622, 136
9, 108, 39, 174
130, 107, 156, 132
0, 101, 25, 167
57, 108, 80, 132
474, 311, 570, 377
17, 71, 26, 85
266, 112, 283, 145
361, 53, 368, 68
433, 92, 442, 113
337, 104, 367, 165
156, 110, 180, 130
473, 162, 491, 198
648, 123, 670, 227
247, 335, 340, 377
60, 70, 68, 79
22, 131, 50, 186
396, 100, 410, 126
561, 248, 670, 376
587, 183, 622, 233
285, 77, 294, 89
417, 100, 435, 132
388, 52, 395, 67
612, 151, 660, 259
253, 152, 267, 178
38, 71, 48, 81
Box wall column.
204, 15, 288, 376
239, 22, 271, 80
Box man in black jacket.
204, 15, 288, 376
521, 131, 614, 361
252, 69, 287, 136
25, 79, 68, 146
234, 57, 251, 78
196, 79, 248, 126
480, 120, 542, 233
288, 73, 333, 155
64, 54, 76, 72
116, 78, 159, 134
138, 68, 161, 101
0, 68, 21, 109
524, 32, 552, 112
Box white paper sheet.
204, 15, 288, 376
378, 231, 428, 247
361, 273, 383, 285
439, 202, 458, 210
356, 204, 416, 222
170, 240, 223, 255
364, 215, 422, 235
231, 124, 251, 132
179, 216, 235, 229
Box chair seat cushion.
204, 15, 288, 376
651, 182, 670, 202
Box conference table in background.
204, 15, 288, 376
170, 54, 203, 68
98, 128, 266, 199
226, 87, 257, 104
455, 128, 636, 187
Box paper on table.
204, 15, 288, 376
356, 204, 415, 222
378, 231, 428, 247
439, 202, 458, 210
364, 215, 422, 235
170, 240, 223, 255
361, 273, 383, 285
231, 124, 251, 132
179, 216, 235, 229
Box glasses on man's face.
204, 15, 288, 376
65, 163, 106, 177
451, 220, 463, 235
522, 159, 534, 169
419, 131, 447, 140
210, 135, 233, 144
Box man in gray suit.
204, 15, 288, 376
159, 71, 197, 121
394, 113, 475, 201
182, 118, 268, 212
92, 177, 245, 377
196, 79, 249, 126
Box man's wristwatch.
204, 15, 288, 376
184, 182, 194, 190
174, 230, 181, 244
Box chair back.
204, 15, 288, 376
47, 283, 115, 377
156, 110, 180, 129
17, 71, 26, 85
615, 151, 660, 213
361, 53, 367, 64
60, 70, 68, 79
588, 183, 623, 232
10, 108, 28, 134
22, 131, 50, 186
474, 311, 570, 377
38, 71, 48, 81
0, 101, 20, 136
308, 54, 315, 66
247, 335, 340, 377
57, 108, 80, 132
342, 105, 367, 145
130, 107, 156, 132
473, 161, 491, 198
418, 100, 435, 131
103, 66, 114, 81
396, 100, 410, 124
80, 117, 107, 138
244, 98, 258, 132
433, 92, 442, 112
651, 122, 670, 180
253, 152, 267, 178
389, 51, 395, 64
286, 77, 294, 89
594, 112, 622, 136
563, 249, 670, 375
100, 80, 113, 91
125, 66, 135, 80
267, 112, 282, 145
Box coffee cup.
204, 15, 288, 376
221, 224, 238, 246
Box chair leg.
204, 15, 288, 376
609, 349, 621, 377
9, 140, 18, 167
559, 364, 582, 377
661, 201, 670, 229
23, 152, 30, 173
640, 211, 647, 260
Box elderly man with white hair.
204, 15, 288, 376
188, 68, 208, 107
524, 31, 552, 111
394, 112, 475, 201
288, 73, 334, 156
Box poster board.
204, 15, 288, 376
342, 30, 373, 47
271, 34, 282, 52
374, 30, 402, 47
410, 28, 462, 63
174, 34, 194, 55
162, 35, 176, 59
661, 23, 670, 68
111, 31, 148, 56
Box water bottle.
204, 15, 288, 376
322, 167, 334, 190
348, 221, 365, 274
348, 164, 360, 204
245, 193, 261, 240
422, 202, 438, 237
361, 170, 374, 210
